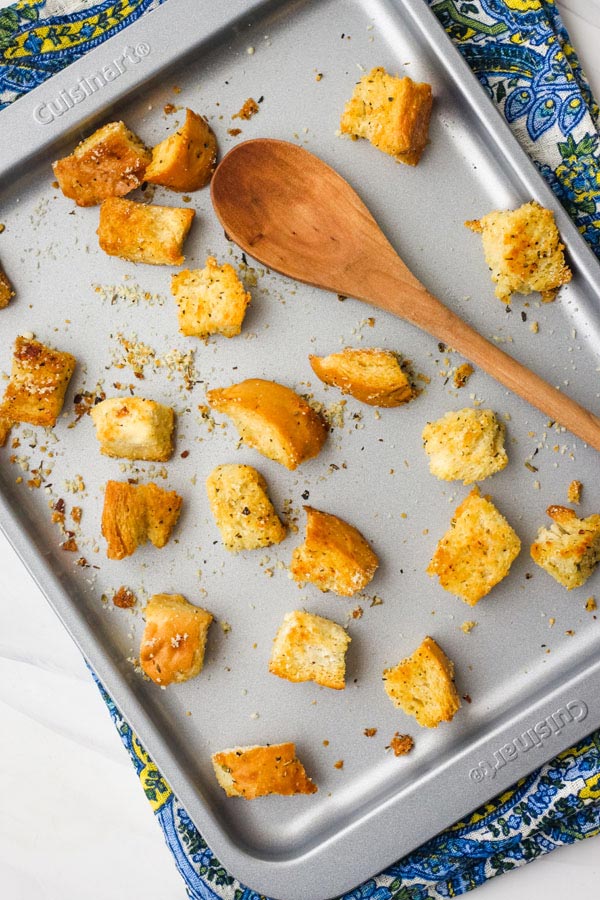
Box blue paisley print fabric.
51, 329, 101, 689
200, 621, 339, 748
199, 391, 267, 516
3, 1, 599, 897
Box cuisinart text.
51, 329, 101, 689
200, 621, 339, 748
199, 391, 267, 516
33, 43, 151, 125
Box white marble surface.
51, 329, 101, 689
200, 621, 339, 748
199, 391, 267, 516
1, 1, 600, 898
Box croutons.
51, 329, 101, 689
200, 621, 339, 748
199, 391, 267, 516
101, 480, 182, 560
290, 506, 379, 597
530, 505, 600, 589
90, 397, 175, 461
52, 121, 151, 206
140, 593, 213, 686
0, 337, 75, 444
171, 256, 250, 338
206, 463, 286, 552
383, 636, 461, 728
340, 67, 432, 165
0, 263, 14, 309
309, 348, 414, 407
144, 109, 217, 192
211, 742, 317, 799
97, 197, 194, 265
427, 487, 521, 605
206, 379, 327, 470
422, 408, 508, 484
269, 610, 351, 690
465, 201, 572, 303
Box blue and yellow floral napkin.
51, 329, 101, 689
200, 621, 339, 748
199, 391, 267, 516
2, 1, 600, 898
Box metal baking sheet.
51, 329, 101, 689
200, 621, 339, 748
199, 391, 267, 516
1, 1, 600, 897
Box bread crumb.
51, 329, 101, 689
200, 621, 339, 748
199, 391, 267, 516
233, 98, 259, 120
363, 728, 377, 737
460, 620, 477, 634
453, 363, 474, 389
333, 759, 344, 769
113, 586, 136, 609
567, 480, 582, 504
585, 597, 597, 612
387, 732, 414, 756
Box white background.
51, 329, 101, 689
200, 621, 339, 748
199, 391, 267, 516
1, 1, 599, 898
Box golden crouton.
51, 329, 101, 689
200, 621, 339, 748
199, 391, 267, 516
290, 506, 379, 597
466, 201, 572, 303
422, 408, 508, 484
269, 610, 350, 690
567, 480, 582, 504
52, 121, 151, 207
140, 593, 213, 686
0, 263, 14, 309
101, 480, 182, 560
90, 396, 175, 461
206, 379, 327, 470
144, 109, 217, 192
340, 67, 432, 165
428, 487, 521, 605
530, 505, 600, 589
206, 463, 286, 552
97, 197, 195, 265
0, 337, 75, 443
171, 256, 250, 339
383, 636, 461, 728
309, 348, 414, 407
211, 742, 317, 799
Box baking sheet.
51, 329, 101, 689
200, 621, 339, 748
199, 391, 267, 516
1, 1, 600, 898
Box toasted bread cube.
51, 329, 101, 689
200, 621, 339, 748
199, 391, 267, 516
466, 201, 572, 303
340, 67, 432, 165
101, 480, 182, 560
383, 636, 460, 728
290, 506, 378, 597
206, 463, 286, 552
97, 197, 194, 265
52, 121, 151, 207
309, 348, 414, 407
90, 397, 175, 461
427, 488, 520, 605
211, 742, 317, 799
171, 256, 250, 338
0, 337, 75, 434
144, 109, 217, 192
0, 263, 14, 309
206, 379, 327, 470
530, 505, 600, 589
140, 593, 213, 686
422, 408, 508, 484
269, 610, 350, 690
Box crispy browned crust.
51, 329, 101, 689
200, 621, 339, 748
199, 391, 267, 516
0, 264, 14, 309
309, 348, 414, 407
211, 742, 318, 798
101, 480, 182, 560
383, 636, 461, 728
530, 504, 600, 589
290, 506, 379, 597
97, 197, 195, 265
140, 593, 213, 686
0, 336, 76, 429
52, 121, 151, 207
145, 109, 217, 192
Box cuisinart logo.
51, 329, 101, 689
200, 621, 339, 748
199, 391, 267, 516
469, 699, 588, 782
33, 43, 151, 125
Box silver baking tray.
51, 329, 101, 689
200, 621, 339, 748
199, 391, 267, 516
1, 1, 600, 897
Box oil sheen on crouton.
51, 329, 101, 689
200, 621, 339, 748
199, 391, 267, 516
52, 121, 151, 206
206, 463, 286, 552
0, 337, 75, 436
422, 408, 508, 484
427, 487, 521, 605
383, 636, 460, 728
0, 263, 14, 309
465, 201, 572, 303
530, 505, 600, 589
140, 593, 213, 686
206, 379, 327, 470
269, 610, 350, 690
101, 480, 182, 560
290, 506, 379, 597
97, 197, 195, 265
340, 67, 432, 165
310, 347, 414, 407
90, 397, 175, 461
171, 256, 251, 338
211, 743, 317, 799
144, 109, 217, 191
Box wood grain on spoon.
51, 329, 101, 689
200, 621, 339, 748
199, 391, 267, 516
211, 138, 600, 451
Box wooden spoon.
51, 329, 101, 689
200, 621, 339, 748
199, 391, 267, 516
211, 138, 600, 450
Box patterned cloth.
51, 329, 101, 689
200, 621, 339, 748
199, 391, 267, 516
2, 1, 599, 897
